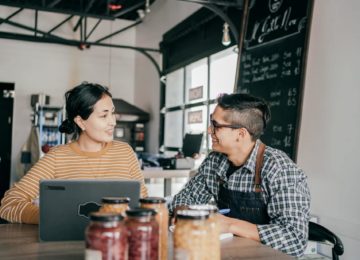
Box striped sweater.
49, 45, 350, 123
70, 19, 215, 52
0, 140, 148, 224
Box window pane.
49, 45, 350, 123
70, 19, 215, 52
185, 58, 208, 104
210, 47, 238, 99
165, 68, 184, 108
184, 105, 208, 151
164, 110, 183, 148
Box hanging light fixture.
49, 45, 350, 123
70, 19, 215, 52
137, 9, 145, 20
222, 22, 231, 46
145, 0, 151, 13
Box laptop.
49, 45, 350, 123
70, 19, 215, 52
39, 179, 140, 242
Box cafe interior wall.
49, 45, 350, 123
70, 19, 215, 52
133, 0, 200, 153
297, 0, 360, 258
0, 7, 138, 184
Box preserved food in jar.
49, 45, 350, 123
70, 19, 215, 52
98, 197, 130, 215
85, 212, 128, 260
140, 197, 168, 260
189, 204, 220, 260
174, 210, 213, 260
125, 208, 159, 260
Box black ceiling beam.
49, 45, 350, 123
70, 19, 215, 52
47, 14, 74, 35
85, 18, 102, 41
83, 17, 87, 42
73, 17, 83, 32
48, 0, 62, 8
34, 9, 38, 37
95, 20, 142, 43
0, 2, 115, 21
178, 0, 243, 7
84, 0, 96, 13
113, 2, 144, 18
0, 16, 63, 40
0, 7, 23, 27
0, 31, 160, 53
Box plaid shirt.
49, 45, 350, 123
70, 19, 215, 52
170, 140, 311, 257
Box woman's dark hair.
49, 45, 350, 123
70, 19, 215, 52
217, 93, 271, 140
59, 82, 112, 140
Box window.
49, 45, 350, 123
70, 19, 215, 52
163, 46, 238, 154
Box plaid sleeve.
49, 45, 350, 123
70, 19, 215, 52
257, 167, 311, 257
168, 156, 218, 214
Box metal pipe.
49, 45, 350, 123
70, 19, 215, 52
94, 20, 142, 43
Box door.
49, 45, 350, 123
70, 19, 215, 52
0, 82, 14, 200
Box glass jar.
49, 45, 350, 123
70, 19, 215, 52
85, 212, 128, 260
125, 208, 159, 260
98, 197, 130, 215
140, 197, 168, 260
174, 210, 211, 260
189, 204, 220, 260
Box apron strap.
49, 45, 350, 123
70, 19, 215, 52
254, 143, 266, 192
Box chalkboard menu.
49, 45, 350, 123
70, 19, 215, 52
236, 0, 313, 160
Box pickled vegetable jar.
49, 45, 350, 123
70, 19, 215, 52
140, 197, 168, 260
125, 208, 159, 260
85, 212, 128, 260
174, 210, 211, 260
98, 197, 130, 215
189, 204, 220, 260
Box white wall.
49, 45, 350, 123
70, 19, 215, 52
297, 0, 360, 258
133, 0, 200, 153
0, 7, 137, 183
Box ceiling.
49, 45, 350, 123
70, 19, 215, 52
0, 0, 241, 57
0, 0, 161, 53
0, 0, 156, 21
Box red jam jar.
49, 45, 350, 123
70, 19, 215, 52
125, 208, 159, 260
85, 212, 128, 260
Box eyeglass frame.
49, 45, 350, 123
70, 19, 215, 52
209, 116, 253, 135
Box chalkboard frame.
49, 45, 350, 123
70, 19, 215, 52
235, 0, 314, 161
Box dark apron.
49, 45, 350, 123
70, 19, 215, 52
217, 143, 270, 225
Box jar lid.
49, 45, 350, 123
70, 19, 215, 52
102, 197, 130, 204
139, 197, 166, 204
89, 212, 124, 222
126, 208, 157, 217
189, 204, 218, 213
176, 210, 209, 220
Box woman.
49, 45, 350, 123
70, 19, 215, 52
0, 82, 148, 224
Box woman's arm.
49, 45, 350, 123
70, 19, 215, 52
0, 150, 56, 224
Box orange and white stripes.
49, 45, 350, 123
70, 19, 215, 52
0, 141, 147, 224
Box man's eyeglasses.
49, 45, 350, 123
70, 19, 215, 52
209, 118, 252, 135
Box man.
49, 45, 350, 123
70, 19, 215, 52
169, 93, 310, 257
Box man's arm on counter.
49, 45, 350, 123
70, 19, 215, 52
169, 170, 213, 215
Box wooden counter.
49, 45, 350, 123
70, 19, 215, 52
0, 224, 291, 259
